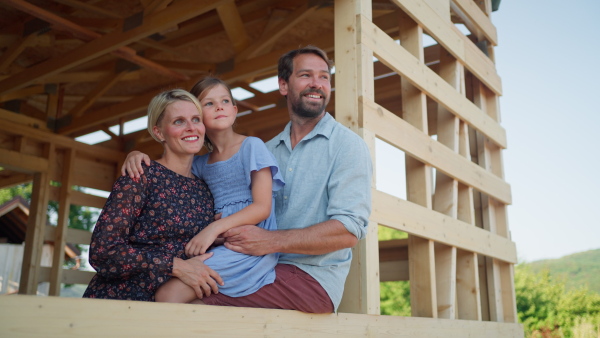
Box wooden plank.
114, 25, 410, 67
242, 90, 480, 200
451, 0, 498, 45
456, 249, 482, 320
372, 190, 517, 264
358, 17, 507, 148
380, 260, 409, 282
0, 295, 525, 337
72, 157, 118, 192
0, 85, 46, 103
409, 236, 437, 317
18, 144, 54, 294
500, 261, 517, 323
0, 148, 49, 174
390, 0, 502, 95
396, 11, 436, 318
38, 267, 94, 285
435, 243, 456, 319
49, 148, 75, 296
0, 173, 32, 189
363, 99, 512, 204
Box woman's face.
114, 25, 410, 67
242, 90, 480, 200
153, 100, 205, 156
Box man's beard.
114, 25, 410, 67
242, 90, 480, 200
290, 89, 329, 118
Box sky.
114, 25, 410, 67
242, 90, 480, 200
492, 1, 600, 262
377, 1, 600, 263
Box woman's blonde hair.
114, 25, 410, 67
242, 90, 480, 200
147, 89, 202, 143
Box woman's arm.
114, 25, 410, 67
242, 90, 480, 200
88, 174, 174, 282
185, 167, 272, 257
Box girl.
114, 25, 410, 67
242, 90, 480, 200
126, 77, 284, 302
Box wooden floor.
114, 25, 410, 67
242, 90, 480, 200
0, 295, 523, 337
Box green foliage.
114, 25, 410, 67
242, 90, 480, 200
380, 280, 411, 316
378, 226, 411, 316
0, 184, 32, 205
527, 249, 600, 295
515, 265, 600, 337
378, 226, 408, 241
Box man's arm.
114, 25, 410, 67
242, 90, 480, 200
223, 219, 357, 256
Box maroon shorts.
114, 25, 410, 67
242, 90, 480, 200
202, 264, 333, 313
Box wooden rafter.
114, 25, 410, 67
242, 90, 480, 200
2, 0, 188, 84
0, 0, 230, 95
216, 0, 250, 53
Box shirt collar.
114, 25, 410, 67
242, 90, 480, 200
275, 112, 335, 149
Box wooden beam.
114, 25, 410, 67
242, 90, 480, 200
49, 148, 75, 296
0, 148, 49, 174
18, 144, 53, 294
0, 0, 230, 95
3, 0, 188, 83
363, 99, 511, 204
0, 117, 124, 161
216, 0, 250, 53
372, 190, 517, 264
0, 295, 526, 337
451, 0, 498, 45
0, 85, 46, 103
359, 16, 507, 148
390, 0, 502, 95
0, 172, 32, 189
0, 33, 38, 73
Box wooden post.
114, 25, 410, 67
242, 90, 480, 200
19, 144, 54, 294
49, 148, 75, 295
335, 0, 379, 315
473, 79, 517, 323
398, 9, 436, 318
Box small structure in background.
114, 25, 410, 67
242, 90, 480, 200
0, 197, 80, 295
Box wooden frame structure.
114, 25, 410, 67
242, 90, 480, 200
0, 0, 521, 336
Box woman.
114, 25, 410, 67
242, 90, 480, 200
83, 89, 222, 301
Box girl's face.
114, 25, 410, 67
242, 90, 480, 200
199, 84, 238, 132
153, 100, 205, 156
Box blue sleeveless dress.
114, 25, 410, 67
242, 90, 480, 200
191, 137, 284, 297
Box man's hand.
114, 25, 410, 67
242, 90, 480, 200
121, 151, 151, 178
172, 253, 224, 299
223, 225, 275, 256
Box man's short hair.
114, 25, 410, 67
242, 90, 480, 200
278, 45, 333, 82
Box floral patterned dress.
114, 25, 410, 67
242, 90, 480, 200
83, 161, 214, 301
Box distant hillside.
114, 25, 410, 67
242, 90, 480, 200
523, 248, 600, 294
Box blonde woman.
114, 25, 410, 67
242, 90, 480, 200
83, 89, 221, 301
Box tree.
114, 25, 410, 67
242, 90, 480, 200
515, 265, 600, 337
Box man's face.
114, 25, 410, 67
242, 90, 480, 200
279, 53, 331, 118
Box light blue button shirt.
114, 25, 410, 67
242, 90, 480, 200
266, 113, 373, 311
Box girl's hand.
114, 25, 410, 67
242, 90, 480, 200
185, 225, 221, 257
121, 151, 151, 178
